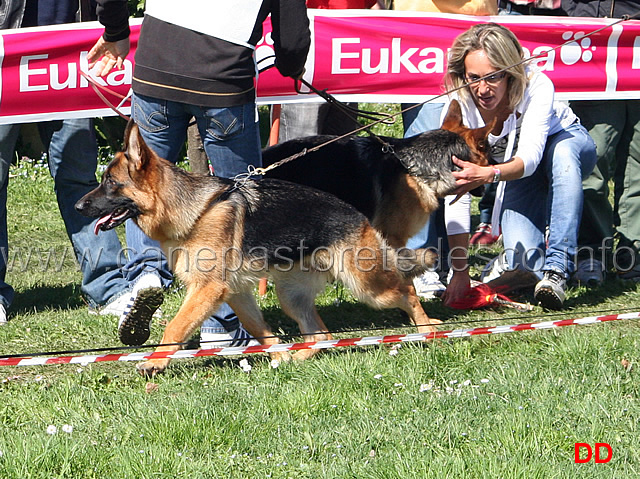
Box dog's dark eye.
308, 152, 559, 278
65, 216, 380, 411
104, 175, 118, 189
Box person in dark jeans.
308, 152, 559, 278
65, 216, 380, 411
0, 0, 130, 325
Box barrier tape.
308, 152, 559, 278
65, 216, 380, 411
1, 311, 637, 368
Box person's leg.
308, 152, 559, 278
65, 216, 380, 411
278, 103, 324, 142
127, 93, 191, 287
401, 102, 444, 138
571, 100, 621, 275
510, 124, 596, 309
193, 102, 262, 342
612, 101, 640, 277
501, 170, 547, 279
401, 102, 450, 294
38, 118, 129, 308
0, 124, 20, 316
542, 124, 597, 277
103, 94, 194, 344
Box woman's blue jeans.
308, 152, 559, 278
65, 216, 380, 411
501, 123, 597, 279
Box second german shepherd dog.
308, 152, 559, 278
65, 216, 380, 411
76, 122, 442, 376
262, 100, 493, 248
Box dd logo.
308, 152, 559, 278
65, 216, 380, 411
574, 443, 613, 463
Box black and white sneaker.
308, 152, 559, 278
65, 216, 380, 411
200, 325, 260, 349
534, 271, 567, 310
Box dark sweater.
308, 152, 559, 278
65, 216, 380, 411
95, 0, 310, 107
561, 0, 640, 17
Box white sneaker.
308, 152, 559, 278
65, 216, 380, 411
572, 258, 604, 287
92, 273, 163, 319
481, 252, 508, 283
0, 304, 7, 325
200, 325, 260, 350
92, 291, 131, 317
412, 270, 446, 299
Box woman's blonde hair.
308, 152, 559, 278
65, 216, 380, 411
444, 23, 528, 110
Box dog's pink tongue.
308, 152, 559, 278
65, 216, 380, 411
94, 215, 111, 235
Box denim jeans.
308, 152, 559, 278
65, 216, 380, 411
277, 102, 359, 142
0, 119, 129, 309
129, 93, 262, 333
501, 123, 597, 279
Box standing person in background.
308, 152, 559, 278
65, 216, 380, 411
499, 0, 565, 15
276, 0, 384, 143
391, 0, 498, 298
0, 0, 131, 325
88, 0, 311, 348
562, 0, 640, 286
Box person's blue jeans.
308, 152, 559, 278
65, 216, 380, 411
0, 119, 129, 309
129, 93, 262, 333
501, 123, 597, 279
402, 102, 444, 138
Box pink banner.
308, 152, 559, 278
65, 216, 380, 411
1, 12, 639, 124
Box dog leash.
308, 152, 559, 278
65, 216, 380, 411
79, 70, 132, 121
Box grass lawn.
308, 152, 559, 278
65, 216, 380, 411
0, 117, 639, 478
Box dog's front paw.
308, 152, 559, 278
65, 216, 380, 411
416, 317, 442, 336
136, 359, 170, 377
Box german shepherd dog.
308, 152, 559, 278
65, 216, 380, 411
75, 122, 442, 376
263, 100, 493, 248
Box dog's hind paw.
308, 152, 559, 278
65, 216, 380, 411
269, 351, 292, 363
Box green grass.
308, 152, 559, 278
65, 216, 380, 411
1, 119, 640, 478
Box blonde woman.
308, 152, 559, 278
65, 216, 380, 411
440, 23, 597, 309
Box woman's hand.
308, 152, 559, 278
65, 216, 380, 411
441, 269, 471, 307
451, 155, 492, 196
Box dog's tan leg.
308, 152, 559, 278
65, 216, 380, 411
273, 272, 332, 361
227, 291, 292, 363
136, 283, 227, 377
404, 283, 442, 335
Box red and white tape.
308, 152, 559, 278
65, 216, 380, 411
1, 311, 637, 367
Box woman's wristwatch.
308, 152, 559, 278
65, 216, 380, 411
491, 167, 501, 183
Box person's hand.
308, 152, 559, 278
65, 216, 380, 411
441, 270, 471, 307
87, 37, 130, 77
451, 155, 492, 196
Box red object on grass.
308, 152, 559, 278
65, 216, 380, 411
448, 283, 533, 311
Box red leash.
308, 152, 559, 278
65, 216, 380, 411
79, 70, 131, 120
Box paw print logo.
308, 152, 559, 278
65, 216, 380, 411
560, 31, 595, 65
256, 31, 276, 72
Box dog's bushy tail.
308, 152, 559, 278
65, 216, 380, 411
396, 247, 438, 280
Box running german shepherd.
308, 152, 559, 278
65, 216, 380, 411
75, 122, 441, 376
263, 100, 493, 247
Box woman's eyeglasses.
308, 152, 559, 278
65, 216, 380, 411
464, 71, 507, 86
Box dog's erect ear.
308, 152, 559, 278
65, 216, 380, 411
124, 120, 153, 172
441, 99, 463, 131
475, 117, 496, 141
